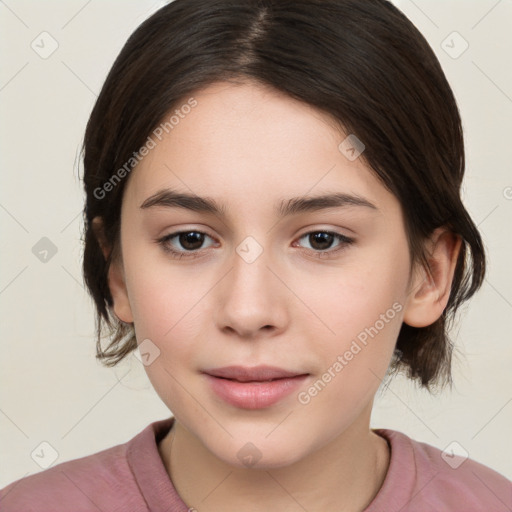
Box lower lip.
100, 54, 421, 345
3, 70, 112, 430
205, 374, 309, 409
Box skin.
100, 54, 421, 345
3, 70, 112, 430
94, 80, 461, 512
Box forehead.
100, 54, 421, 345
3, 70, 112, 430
123, 81, 398, 218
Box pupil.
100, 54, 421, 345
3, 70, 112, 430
180, 232, 203, 250
310, 232, 333, 250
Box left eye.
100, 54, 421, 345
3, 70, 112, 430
296, 231, 353, 252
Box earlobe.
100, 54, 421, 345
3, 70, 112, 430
403, 228, 462, 328
107, 262, 134, 324
91, 216, 134, 324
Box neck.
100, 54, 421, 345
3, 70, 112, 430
158, 406, 390, 512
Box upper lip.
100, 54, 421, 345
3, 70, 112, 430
203, 365, 308, 382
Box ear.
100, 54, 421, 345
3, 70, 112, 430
92, 217, 134, 324
403, 227, 462, 328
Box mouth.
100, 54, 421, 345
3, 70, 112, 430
203, 365, 308, 382
203, 365, 309, 409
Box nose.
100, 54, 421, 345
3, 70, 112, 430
214, 241, 288, 339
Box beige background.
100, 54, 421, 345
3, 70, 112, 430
1, 0, 511, 487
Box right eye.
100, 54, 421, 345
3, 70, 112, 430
157, 230, 217, 259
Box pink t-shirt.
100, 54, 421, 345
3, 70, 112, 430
1, 416, 510, 511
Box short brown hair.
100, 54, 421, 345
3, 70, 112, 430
82, 0, 486, 392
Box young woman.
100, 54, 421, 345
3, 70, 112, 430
1, 0, 510, 510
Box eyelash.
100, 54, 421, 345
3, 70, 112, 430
156, 230, 355, 260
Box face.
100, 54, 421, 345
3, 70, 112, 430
111, 81, 414, 468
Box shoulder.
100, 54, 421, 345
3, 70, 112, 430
370, 428, 512, 512
0, 443, 146, 512
0, 420, 167, 512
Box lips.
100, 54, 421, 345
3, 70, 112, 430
203, 365, 307, 382
203, 365, 309, 409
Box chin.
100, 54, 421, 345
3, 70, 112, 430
207, 435, 313, 470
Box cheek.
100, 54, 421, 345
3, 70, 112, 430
123, 252, 219, 366
123, 241, 205, 338
304, 244, 408, 344
294, 271, 405, 427
126, 266, 210, 416
297, 241, 409, 391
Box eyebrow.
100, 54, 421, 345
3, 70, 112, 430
140, 189, 378, 217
